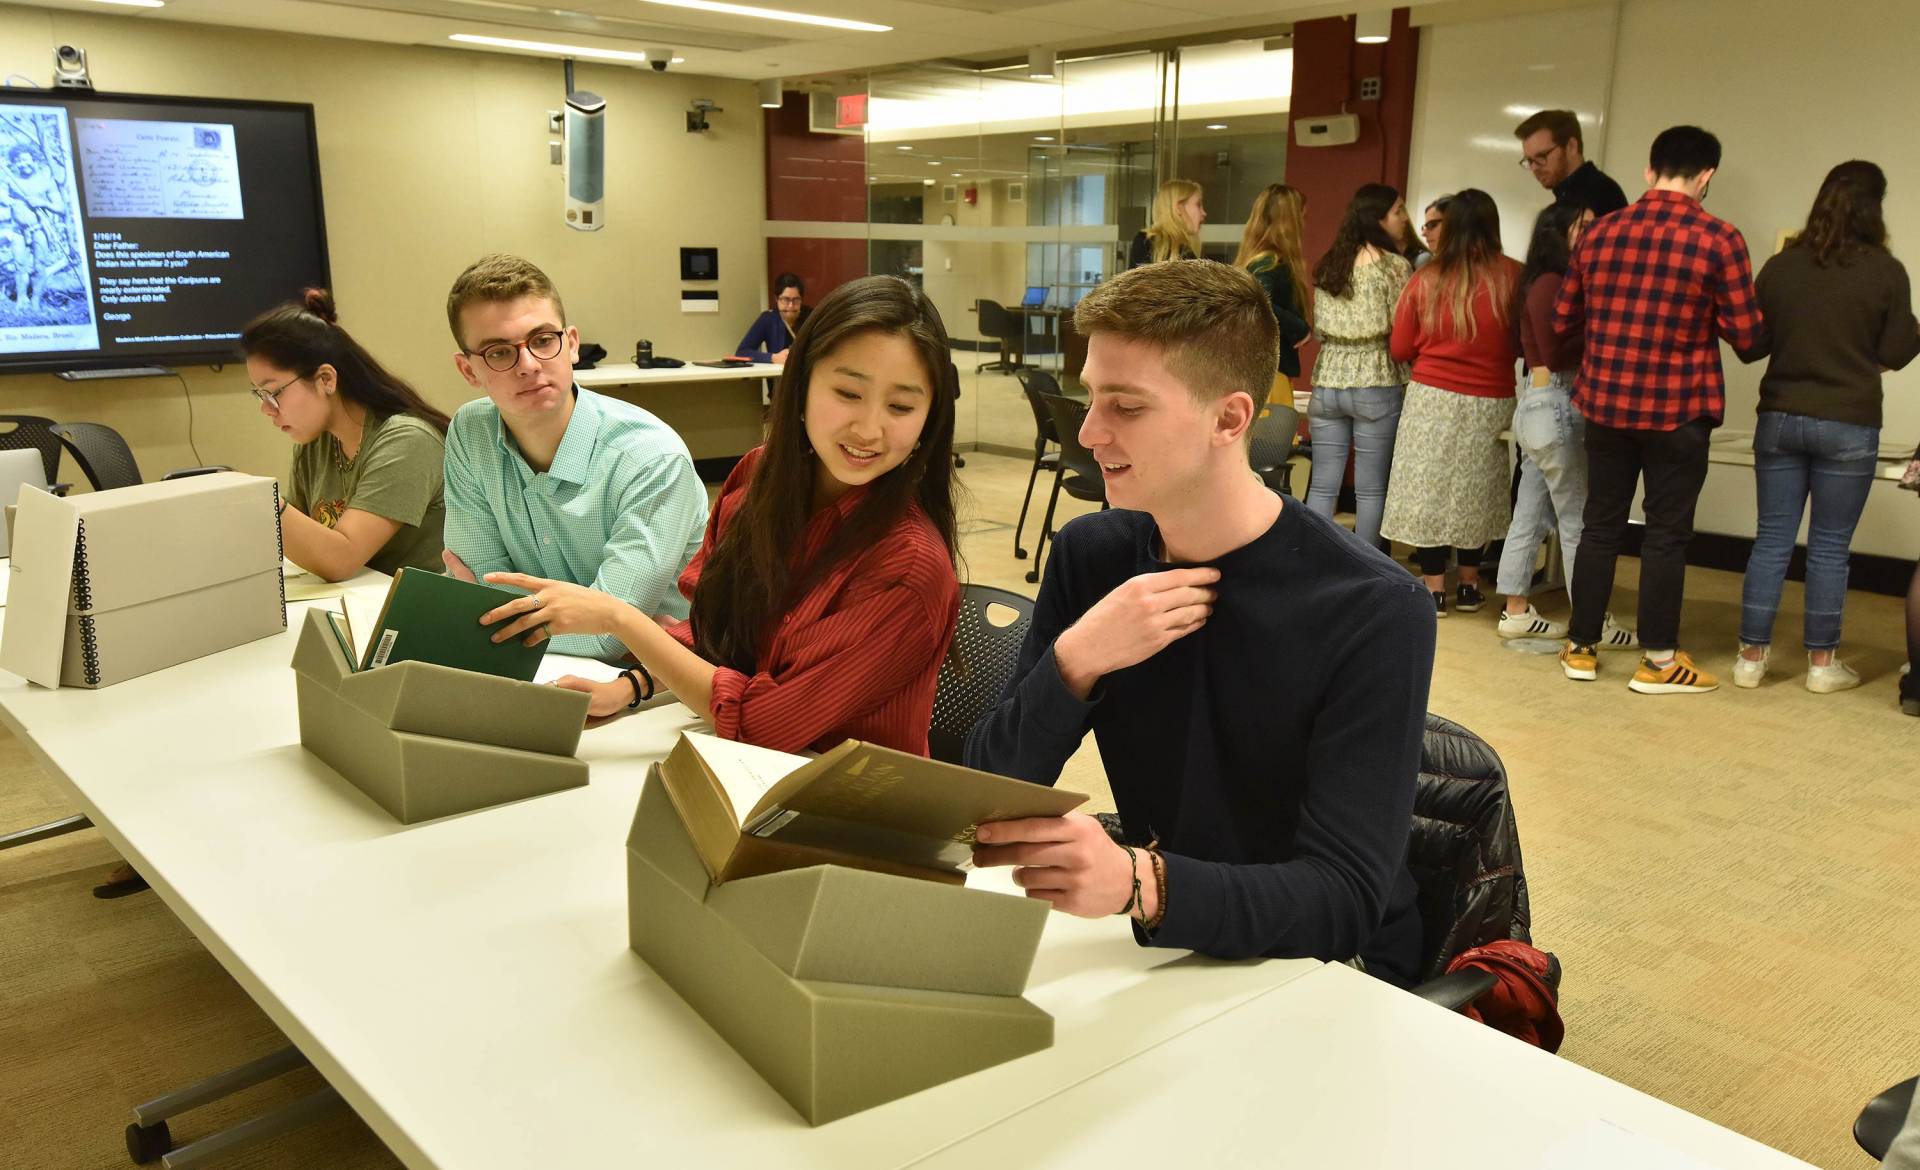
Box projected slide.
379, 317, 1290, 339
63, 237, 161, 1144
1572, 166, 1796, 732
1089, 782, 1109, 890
0, 104, 100, 354
77, 118, 245, 220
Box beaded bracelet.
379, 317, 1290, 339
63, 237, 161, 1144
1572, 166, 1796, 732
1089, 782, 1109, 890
1142, 847, 1168, 931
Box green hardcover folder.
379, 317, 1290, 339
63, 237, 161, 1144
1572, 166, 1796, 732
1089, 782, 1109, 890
348, 568, 547, 682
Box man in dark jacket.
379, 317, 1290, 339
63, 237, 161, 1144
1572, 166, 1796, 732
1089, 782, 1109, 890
1515, 108, 1628, 217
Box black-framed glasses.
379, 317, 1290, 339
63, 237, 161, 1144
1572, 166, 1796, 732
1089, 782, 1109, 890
469, 330, 566, 372
249, 374, 302, 411
775, 295, 803, 308
1421, 218, 1444, 232
1520, 142, 1565, 171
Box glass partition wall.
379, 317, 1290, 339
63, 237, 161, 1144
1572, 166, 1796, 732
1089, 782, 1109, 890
838, 38, 1291, 455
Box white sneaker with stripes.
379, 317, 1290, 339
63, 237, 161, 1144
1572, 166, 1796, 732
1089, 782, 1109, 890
1498, 605, 1567, 640
1598, 612, 1639, 651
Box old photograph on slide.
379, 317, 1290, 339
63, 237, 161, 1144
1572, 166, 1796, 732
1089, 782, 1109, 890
0, 103, 99, 354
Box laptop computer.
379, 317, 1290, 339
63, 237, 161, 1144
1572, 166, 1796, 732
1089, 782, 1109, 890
1020, 286, 1048, 309
0, 447, 50, 552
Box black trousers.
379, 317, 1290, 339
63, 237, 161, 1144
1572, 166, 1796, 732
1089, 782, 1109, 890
1568, 417, 1712, 650
1415, 546, 1486, 577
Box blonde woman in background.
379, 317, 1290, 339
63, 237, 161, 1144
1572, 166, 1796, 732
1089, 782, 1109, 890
1236, 184, 1313, 400
1129, 179, 1206, 267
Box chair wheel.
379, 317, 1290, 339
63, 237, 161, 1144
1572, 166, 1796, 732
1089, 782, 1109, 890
126, 1120, 171, 1164
1014, 549, 1028, 560
1024, 569, 1039, 584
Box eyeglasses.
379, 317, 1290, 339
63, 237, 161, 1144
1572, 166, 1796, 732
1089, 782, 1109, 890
775, 295, 803, 307
468, 329, 566, 373
1421, 219, 1444, 232
249, 374, 303, 411
1520, 142, 1565, 171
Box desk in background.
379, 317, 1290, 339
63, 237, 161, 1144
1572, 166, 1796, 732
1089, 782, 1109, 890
576, 363, 779, 461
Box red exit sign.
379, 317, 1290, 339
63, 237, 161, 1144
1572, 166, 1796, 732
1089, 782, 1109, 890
835, 93, 868, 128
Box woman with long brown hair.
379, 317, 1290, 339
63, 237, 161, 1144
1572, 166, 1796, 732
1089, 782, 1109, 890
242, 288, 451, 581
1129, 179, 1206, 267
1235, 183, 1312, 389
1306, 182, 1413, 549
476, 275, 963, 755
1380, 188, 1523, 616
1734, 159, 1920, 693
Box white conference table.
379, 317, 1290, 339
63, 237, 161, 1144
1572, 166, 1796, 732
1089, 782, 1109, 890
0, 576, 1317, 1168
913, 961, 1817, 1169
576, 362, 779, 460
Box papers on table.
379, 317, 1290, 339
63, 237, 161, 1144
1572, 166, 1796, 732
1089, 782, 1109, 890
283, 559, 347, 602
1535, 1120, 1729, 1170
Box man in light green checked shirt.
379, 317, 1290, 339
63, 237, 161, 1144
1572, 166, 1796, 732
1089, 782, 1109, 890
439, 253, 708, 662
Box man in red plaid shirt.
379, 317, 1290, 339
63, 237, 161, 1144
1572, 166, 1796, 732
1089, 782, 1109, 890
1553, 125, 1765, 695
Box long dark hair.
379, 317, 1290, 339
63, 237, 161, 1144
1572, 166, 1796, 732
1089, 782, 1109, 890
1510, 201, 1587, 343
1312, 183, 1403, 298
241, 289, 450, 433
691, 275, 958, 674
773, 271, 812, 333
1411, 188, 1511, 343
1795, 160, 1888, 267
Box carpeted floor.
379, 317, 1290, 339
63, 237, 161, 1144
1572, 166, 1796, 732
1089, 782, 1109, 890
1, 448, 1914, 1169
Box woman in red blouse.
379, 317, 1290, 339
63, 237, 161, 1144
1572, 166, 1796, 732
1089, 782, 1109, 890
480, 275, 962, 755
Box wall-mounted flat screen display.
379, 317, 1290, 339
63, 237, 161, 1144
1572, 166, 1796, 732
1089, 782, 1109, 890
0, 89, 328, 374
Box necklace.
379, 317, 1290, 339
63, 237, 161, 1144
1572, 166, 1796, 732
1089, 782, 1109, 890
330, 430, 358, 471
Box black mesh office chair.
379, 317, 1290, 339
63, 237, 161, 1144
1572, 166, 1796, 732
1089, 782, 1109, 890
974, 300, 1025, 373
1856, 1077, 1918, 1160
1011, 368, 1062, 560
1025, 393, 1106, 585
1248, 403, 1300, 496
0, 414, 64, 485
53, 422, 143, 490
927, 585, 1035, 765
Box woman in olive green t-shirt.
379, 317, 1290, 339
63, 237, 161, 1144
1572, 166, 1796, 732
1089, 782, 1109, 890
241, 289, 451, 581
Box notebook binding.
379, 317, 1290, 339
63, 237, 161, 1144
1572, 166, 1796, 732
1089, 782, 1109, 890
272, 483, 288, 625
72, 520, 101, 686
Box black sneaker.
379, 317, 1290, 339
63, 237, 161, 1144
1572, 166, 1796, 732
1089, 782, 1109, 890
1901, 667, 1919, 717
1455, 583, 1484, 613
1431, 591, 1448, 618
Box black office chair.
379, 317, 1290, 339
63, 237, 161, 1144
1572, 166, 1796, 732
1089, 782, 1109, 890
974, 300, 1025, 373
927, 585, 1035, 765
1011, 368, 1062, 560
1856, 1076, 1918, 1160
1248, 403, 1300, 496
0, 414, 65, 486
53, 421, 143, 490
1406, 713, 1560, 1011
1026, 393, 1106, 585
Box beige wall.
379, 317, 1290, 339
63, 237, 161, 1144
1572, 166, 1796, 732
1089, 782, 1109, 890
0, 3, 763, 485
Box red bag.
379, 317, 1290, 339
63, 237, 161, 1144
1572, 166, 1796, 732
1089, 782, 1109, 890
1445, 939, 1565, 1053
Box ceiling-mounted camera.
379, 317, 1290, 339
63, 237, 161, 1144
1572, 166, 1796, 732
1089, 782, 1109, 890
648, 48, 674, 73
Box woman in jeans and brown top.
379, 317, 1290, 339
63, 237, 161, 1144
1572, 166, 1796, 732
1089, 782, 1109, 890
1380, 189, 1521, 616
1308, 183, 1413, 549
1734, 160, 1920, 694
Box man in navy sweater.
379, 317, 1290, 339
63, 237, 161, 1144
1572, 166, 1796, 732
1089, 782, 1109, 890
965, 260, 1434, 987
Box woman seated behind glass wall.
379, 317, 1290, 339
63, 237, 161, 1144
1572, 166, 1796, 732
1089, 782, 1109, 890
479, 275, 963, 756
1129, 179, 1206, 268
735, 272, 810, 364
242, 289, 450, 582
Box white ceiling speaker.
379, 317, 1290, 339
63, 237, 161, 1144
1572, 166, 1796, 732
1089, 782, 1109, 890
1355, 10, 1391, 43
758, 78, 783, 108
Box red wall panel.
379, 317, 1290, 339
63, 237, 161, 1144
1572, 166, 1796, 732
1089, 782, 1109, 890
762, 92, 870, 305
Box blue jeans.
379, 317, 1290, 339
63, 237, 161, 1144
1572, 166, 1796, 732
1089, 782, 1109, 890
1496, 373, 1587, 598
1738, 411, 1880, 651
1307, 385, 1403, 548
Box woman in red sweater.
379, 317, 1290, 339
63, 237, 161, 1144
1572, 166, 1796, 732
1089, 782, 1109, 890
478, 275, 962, 755
1381, 188, 1524, 615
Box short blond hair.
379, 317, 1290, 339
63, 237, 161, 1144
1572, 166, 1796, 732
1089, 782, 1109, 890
446, 254, 566, 348
1073, 260, 1277, 414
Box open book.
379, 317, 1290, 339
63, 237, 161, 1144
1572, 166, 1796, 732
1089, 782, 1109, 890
657, 732, 1087, 887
